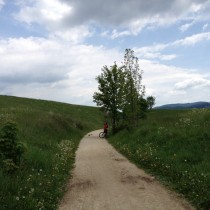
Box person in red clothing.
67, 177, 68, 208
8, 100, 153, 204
103, 122, 108, 135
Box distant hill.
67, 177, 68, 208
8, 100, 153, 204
155, 101, 210, 109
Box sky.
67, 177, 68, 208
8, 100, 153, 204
0, 0, 210, 107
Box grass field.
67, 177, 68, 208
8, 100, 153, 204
1, 95, 210, 210
109, 109, 210, 210
0, 95, 103, 210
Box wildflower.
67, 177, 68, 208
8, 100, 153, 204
29, 188, 35, 194
16, 197, 20, 201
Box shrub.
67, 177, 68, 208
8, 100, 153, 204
2, 159, 19, 174
0, 121, 25, 173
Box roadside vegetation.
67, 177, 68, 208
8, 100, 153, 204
0, 95, 103, 210
94, 48, 209, 210
2, 47, 209, 210
108, 108, 210, 210
93, 49, 155, 133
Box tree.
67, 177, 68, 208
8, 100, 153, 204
93, 63, 125, 133
123, 49, 145, 126
93, 49, 149, 132
139, 97, 149, 118
146, 96, 156, 110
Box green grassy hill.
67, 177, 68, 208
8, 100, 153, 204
0, 95, 104, 210
1, 95, 210, 210
109, 109, 210, 210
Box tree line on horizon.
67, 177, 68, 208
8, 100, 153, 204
93, 49, 155, 133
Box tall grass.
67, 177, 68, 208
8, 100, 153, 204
109, 108, 210, 210
0, 95, 103, 210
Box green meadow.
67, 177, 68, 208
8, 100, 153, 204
109, 109, 210, 210
0, 95, 103, 210
1, 95, 210, 210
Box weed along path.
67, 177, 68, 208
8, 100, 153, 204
59, 130, 195, 210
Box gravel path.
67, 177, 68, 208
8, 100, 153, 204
59, 130, 195, 210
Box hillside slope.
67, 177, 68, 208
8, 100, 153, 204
109, 109, 210, 209
0, 95, 103, 210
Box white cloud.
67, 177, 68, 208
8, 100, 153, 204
177, 1, 210, 33
0, 35, 209, 106
14, 0, 73, 37
111, 29, 131, 39
50, 25, 93, 43
160, 54, 178, 61
14, 0, 93, 43
174, 77, 210, 90
141, 59, 210, 105
194, 0, 210, 21
0, 37, 68, 83
40, 0, 72, 21
16, 0, 72, 24
134, 44, 169, 59
179, 22, 194, 32
0, 36, 122, 105
0, 0, 4, 10
134, 31, 210, 62
172, 32, 210, 47
134, 44, 178, 61
173, 32, 210, 46
14, 0, 210, 38
203, 23, 208, 30
138, 52, 177, 61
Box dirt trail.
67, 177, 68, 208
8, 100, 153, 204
59, 130, 195, 210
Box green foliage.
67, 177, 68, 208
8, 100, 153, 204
2, 159, 19, 174
123, 49, 145, 126
0, 121, 25, 173
138, 97, 149, 118
1, 121, 18, 141
146, 96, 156, 110
123, 49, 144, 94
93, 49, 152, 131
109, 108, 210, 210
0, 95, 103, 210
93, 63, 125, 133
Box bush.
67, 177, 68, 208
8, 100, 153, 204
0, 121, 25, 173
2, 159, 19, 174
